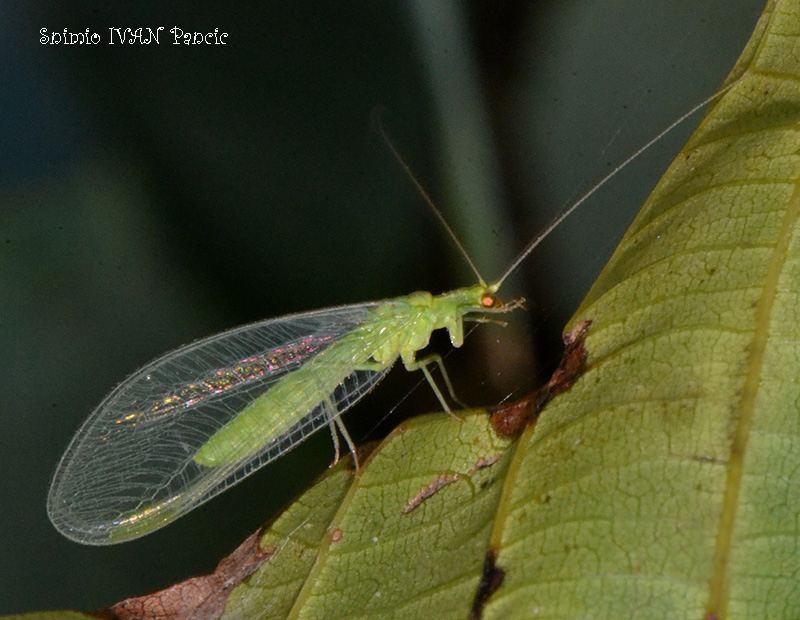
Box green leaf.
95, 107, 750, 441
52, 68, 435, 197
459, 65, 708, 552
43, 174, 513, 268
10, 1, 800, 618
226, 413, 514, 620
488, 0, 800, 618
1, 612, 95, 620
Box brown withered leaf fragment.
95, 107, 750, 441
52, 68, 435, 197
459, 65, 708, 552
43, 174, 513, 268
469, 547, 505, 620
489, 387, 547, 437
490, 319, 591, 436
547, 319, 591, 395
102, 529, 273, 620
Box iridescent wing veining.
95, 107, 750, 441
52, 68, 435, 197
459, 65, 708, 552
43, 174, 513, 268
47, 302, 405, 544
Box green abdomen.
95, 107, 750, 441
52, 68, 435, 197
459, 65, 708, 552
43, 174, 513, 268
193, 324, 387, 467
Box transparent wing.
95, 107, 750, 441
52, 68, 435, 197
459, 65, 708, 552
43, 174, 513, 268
48, 302, 397, 545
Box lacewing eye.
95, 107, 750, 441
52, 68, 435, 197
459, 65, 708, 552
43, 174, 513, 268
481, 292, 500, 308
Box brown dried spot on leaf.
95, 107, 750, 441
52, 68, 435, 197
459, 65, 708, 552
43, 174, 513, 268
469, 547, 505, 620
401, 472, 461, 514
101, 529, 273, 620
490, 320, 591, 436
468, 452, 503, 472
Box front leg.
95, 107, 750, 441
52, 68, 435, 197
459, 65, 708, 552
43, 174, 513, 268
401, 351, 465, 420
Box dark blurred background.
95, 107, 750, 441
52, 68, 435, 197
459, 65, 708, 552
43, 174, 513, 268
1, 0, 764, 613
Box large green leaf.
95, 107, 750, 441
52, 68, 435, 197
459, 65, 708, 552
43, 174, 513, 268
487, 0, 800, 617
9, 1, 800, 618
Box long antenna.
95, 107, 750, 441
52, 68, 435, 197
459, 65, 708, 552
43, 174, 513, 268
374, 112, 487, 286
494, 81, 737, 289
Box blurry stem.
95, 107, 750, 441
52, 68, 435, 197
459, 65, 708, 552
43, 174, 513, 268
405, 1, 516, 285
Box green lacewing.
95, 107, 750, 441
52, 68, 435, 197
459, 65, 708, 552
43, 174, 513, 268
47, 94, 725, 545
